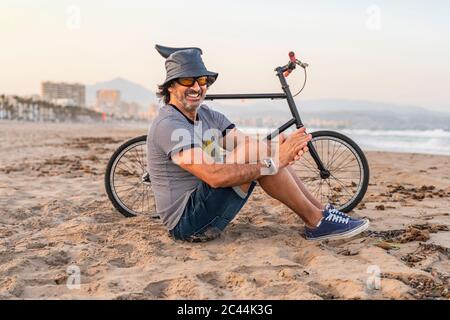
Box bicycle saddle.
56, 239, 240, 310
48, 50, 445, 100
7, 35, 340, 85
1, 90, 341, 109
155, 44, 203, 58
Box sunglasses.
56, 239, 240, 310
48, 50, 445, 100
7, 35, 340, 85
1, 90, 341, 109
175, 75, 215, 87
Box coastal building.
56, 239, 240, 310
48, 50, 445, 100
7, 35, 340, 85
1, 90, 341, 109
96, 89, 121, 114
118, 101, 139, 118
41, 81, 86, 107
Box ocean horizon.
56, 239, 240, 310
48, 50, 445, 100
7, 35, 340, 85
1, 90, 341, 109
100, 121, 450, 156
4, 120, 448, 156
237, 126, 450, 156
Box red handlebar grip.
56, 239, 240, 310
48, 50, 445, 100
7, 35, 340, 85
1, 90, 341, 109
289, 51, 296, 63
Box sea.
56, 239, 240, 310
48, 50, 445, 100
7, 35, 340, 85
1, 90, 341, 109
238, 127, 450, 156
119, 121, 450, 156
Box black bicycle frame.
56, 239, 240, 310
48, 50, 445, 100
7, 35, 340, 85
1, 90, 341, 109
204, 66, 330, 176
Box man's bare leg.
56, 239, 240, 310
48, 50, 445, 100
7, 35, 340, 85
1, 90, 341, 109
286, 165, 324, 210
229, 136, 322, 227
251, 168, 323, 228
239, 166, 324, 211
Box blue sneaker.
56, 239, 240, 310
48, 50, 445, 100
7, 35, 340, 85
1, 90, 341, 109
305, 207, 370, 241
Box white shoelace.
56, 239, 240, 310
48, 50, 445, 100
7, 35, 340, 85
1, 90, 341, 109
324, 212, 350, 224
326, 204, 351, 218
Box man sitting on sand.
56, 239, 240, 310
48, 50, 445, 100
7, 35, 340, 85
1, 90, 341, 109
147, 47, 369, 242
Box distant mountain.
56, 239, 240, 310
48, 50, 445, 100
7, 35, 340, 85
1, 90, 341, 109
210, 98, 431, 116
86, 77, 157, 108
210, 98, 450, 130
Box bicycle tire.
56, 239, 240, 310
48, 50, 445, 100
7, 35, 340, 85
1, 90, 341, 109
105, 135, 154, 218
292, 130, 370, 213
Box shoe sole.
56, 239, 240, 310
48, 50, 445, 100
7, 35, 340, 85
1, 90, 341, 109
306, 219, 370, 241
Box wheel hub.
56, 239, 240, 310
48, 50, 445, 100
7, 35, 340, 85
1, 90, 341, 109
320, 170, 331, 179
142, 172, 151, 185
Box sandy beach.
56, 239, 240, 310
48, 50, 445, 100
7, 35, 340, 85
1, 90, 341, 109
0, 121, 449, 300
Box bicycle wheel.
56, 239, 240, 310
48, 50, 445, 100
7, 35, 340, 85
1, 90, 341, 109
291, 130, 369, 213
105, 135, 157, 218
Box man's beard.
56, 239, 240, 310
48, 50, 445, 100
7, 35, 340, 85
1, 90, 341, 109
177, 88, 204, 112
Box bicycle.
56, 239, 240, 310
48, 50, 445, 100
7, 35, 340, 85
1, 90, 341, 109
105, 44, 370, 218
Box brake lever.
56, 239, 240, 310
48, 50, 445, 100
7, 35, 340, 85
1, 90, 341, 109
283, 63, 296, 77
296, 59, 309, 68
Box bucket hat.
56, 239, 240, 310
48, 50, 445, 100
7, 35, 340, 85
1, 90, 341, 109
161, 48, 218, 86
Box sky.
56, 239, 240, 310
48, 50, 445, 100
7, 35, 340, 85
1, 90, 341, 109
1, 0, 450, 112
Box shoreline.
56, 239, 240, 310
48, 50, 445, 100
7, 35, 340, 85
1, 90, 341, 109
1, 120, 449, 157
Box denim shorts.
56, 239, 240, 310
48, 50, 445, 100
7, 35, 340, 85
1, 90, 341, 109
169, 181, 257, 242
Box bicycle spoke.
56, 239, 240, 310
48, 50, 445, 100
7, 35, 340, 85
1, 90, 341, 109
330, 150, 356, 173
329, 173, 354, 198
120, 183, 142, 205
114, 180, 141, 188
311, 179, 323, 197
329, 151, 352, 171
332, 159, 360, 175
114, 184, 141, 193
320, 139, 324, 169
130, 147, 144, 173
332, 161, 359, 175
115, 168, 139, 180
328, 142, 342, 169
326, 140, 336, 168
299, 154, 318, 172
139, 144, 147, 170
124, 149, 142, 172
125, 185, 145, 212
115, 178, 141, 188
145, 185, 151, 213
139, 183, 146, 214
325, 178, 335, 204
133, 147, 145, 172
326, 139, 330, 168
117, 160, 140, 176
319, 178, 325, 204
116, 182, 141, 195
329, 147, 350, 172
109, 139, 155, 217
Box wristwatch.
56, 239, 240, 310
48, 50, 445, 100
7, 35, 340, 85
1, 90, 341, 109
261, 157, 278, 175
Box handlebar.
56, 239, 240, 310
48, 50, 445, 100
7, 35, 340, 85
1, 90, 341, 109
276, 51, 309, 98
289, 51, 296, 63
281, 51, 308, 77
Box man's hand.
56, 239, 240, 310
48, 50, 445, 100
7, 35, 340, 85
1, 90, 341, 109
276, 127, 311, 168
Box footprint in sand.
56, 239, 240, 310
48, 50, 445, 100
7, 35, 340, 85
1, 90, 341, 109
307, 281, 339, 299
107, 257, 136, 268
44, 250, 71, 267
143, 278, 199, 299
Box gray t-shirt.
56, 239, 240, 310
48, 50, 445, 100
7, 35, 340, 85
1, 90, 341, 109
147, 103, 235, 230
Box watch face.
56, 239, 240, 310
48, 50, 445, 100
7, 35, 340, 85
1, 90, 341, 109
261, 158, 276, 175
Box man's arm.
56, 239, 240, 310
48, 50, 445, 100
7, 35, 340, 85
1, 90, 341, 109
221, 127, 309, 165
172, 147, 265, 188
172, 128, 312, 188
221, 127, 273, 163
